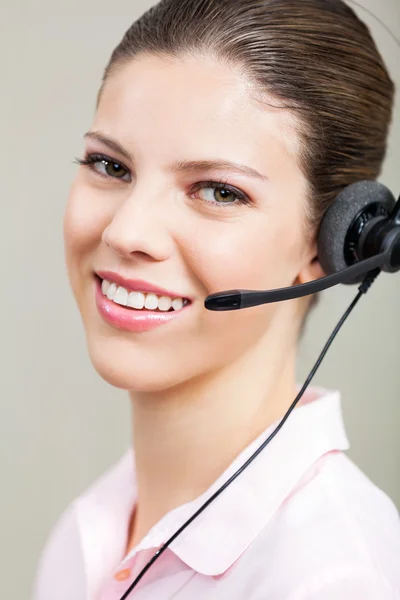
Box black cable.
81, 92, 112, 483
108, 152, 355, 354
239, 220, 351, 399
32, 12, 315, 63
118, 268, 381, 599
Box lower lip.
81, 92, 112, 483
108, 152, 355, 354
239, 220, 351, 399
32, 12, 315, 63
94, 276, 192, 333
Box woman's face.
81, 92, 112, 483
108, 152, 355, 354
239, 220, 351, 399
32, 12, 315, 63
64, 52, 318, 392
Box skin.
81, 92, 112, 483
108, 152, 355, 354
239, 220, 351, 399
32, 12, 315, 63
63, 52, 324, 553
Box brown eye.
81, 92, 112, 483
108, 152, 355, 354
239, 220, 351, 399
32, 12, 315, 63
197, 185, 236, 204
97, 158, 130, 180
74, 153, 132, 182
191, 180, 251, 208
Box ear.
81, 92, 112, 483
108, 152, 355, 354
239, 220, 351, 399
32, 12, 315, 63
294, 241, 325, 286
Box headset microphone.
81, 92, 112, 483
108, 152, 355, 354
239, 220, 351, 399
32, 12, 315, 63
205, 180, 400, 311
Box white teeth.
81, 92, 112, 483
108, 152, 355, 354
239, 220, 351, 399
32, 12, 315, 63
158, 296, 172, 312
100, 279, 188, 311
144, 293, 158, 310
106, 283, 117, 300
113, 286, 129, 306
102, 279, 111, 295
172, 298, 183, 311
127, 291, 145, 309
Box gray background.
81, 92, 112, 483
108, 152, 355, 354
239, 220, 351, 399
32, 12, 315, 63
1, 1, 399, 597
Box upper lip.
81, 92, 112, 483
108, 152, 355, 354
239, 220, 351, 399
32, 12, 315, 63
96, 270, 193, 301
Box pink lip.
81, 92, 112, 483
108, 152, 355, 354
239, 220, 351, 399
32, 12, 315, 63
96, 270, 193, 301
94, 276, 192, 333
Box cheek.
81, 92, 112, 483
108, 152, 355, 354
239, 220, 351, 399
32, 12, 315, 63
187, 213, 300, 297
63, 179, 109, 306
63, 179, 108, 275
177, 213, 302, 364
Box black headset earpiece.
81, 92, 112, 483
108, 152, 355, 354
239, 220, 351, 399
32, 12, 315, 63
205, 179, 399, 310
317, 180, 397, 284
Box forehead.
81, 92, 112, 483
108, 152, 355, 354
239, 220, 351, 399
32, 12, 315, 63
94, 52, 302, 173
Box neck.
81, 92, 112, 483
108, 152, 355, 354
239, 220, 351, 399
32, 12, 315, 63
125, 339, 298, 554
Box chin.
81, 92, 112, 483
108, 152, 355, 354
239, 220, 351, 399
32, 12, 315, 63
85, 336, 190, 392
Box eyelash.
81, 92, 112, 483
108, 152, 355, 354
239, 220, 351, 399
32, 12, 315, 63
72, 152, 252, 209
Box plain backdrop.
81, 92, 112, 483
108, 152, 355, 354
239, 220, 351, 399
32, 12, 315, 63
1, 1, 399, 597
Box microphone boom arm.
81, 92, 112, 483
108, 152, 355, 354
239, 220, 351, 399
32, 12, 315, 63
204, 249, 392, 310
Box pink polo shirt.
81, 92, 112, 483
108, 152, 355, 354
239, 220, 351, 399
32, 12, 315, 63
32, 387, 400, 600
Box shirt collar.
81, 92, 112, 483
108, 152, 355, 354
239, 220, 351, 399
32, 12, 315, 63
76, 386, 349, 594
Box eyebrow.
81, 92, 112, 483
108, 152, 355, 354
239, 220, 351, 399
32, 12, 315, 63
83, 131, 269, 182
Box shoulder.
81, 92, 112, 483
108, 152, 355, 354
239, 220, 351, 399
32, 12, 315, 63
31, 450, 133, 600
31, 500, 86, 600
246, 451, 400, 598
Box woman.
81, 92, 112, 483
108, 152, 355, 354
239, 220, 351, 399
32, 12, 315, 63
33, 0, 400, 598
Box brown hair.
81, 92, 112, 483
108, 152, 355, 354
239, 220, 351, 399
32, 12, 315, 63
96, 0, 395, 323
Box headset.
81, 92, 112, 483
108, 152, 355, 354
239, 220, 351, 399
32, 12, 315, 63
115, 3, 400, 598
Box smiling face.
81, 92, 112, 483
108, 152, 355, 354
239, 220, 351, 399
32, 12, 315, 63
63, 52, 318, 392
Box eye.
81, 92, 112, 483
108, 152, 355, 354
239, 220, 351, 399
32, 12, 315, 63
73, 153, 131, 182
73, 154, 253, 209
190, 180, 252, 208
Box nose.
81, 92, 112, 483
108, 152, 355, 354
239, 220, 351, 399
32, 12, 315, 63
102, 185, 173, 261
